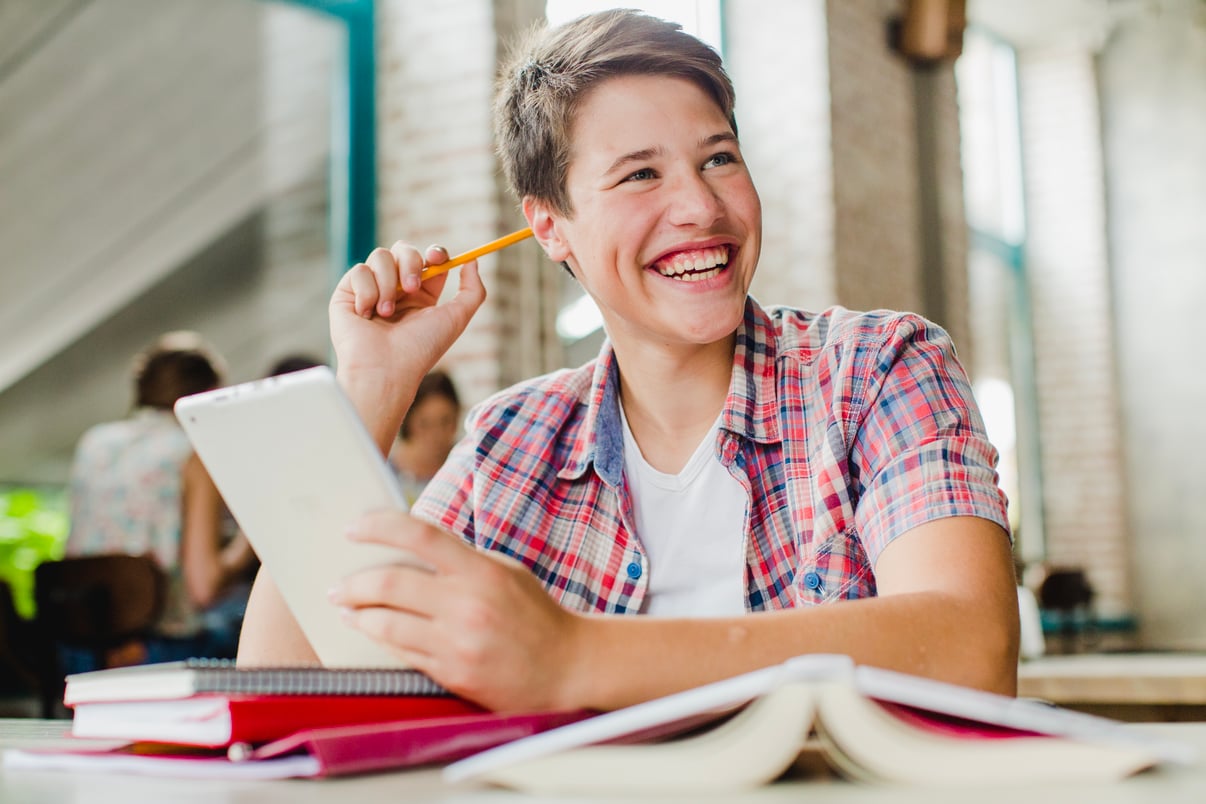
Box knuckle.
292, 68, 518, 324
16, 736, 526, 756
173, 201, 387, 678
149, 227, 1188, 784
449, 632, 491, 671
379, 614, 411, 646
359, 569, 401, 602
457, 596, 501, 635
411, 522, 446, 552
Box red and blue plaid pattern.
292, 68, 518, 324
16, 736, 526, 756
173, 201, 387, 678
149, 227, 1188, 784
413, 298, 1009, 614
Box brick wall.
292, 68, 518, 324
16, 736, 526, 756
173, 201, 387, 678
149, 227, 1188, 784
1016, 45, 1131, 617
827, 0, 925, 316
375, 0, 552, 411
827, 0, 970, 353
726, 0, 837, 310
1099, 7, 1206, 647
728, 0, 969, 355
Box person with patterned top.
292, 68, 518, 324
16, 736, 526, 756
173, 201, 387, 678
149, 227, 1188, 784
66, 332, 257, 668
240, 10, 1018, 713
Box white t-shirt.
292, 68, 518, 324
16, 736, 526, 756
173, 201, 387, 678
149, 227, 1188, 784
620, 405, 748, 617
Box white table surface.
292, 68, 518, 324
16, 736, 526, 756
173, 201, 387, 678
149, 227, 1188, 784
3, 719, 1206, 804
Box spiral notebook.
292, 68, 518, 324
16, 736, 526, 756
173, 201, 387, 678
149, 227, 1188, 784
64, 659, 447, 706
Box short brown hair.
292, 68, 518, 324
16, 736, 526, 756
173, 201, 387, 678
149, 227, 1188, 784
132, 331, 224, 409
493, 9, 736, 217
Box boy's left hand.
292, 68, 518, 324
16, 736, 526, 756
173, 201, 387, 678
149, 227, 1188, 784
330, 510, 587, 712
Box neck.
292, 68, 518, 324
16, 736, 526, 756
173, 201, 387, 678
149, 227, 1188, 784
612, 334, 735, 474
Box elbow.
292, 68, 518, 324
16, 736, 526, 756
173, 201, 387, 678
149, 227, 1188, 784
963, 604, 1021, 696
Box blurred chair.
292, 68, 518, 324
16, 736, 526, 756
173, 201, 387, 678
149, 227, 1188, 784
31, 554, 167, 717
0, 580, 40, 712
1038, 568, 1096, 655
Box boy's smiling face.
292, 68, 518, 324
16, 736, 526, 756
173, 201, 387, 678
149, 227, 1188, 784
526, 74, 762, 353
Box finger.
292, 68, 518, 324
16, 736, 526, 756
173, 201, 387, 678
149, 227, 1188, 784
416, 244, 452, 296
343, 263, 380, 319
390, 241, 427, 294
334, 563, 442, 617
348, 510, 475, 575
341, 605, 442, 657
425, 244, 449, 266
364, 247, 401, 317
445, 262, 488, 328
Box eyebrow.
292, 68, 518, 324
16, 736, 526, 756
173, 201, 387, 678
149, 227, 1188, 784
602, 132, 739, 177
604, 146, 663, 177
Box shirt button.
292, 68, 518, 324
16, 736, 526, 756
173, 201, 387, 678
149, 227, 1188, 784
803, 571, 822, 590
626, 562, 642, 580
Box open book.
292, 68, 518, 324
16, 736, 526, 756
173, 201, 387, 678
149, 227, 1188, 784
445, 655, 1195, 793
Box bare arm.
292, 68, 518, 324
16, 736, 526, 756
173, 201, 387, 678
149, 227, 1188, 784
237, 570, 320, 665
333, 513, 1019, 712
560, 517, 1019, 709
180, 454, 234, 609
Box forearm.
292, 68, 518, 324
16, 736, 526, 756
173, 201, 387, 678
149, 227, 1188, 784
336, 366, 420, 456
237, 570, 320, 665
562, 591, 1018, 711
182, 555, 224, 609
181, 458, 226, 608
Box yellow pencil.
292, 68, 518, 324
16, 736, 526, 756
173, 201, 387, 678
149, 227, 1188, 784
416, 227, 534, 283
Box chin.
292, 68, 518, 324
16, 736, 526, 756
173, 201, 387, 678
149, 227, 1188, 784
679, 306, 746, 345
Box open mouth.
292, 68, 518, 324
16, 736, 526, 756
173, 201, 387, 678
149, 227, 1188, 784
649, 245, 731, 283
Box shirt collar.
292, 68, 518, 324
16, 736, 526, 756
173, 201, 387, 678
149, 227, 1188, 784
722, 297, 782, 445
557, 297, 783, 486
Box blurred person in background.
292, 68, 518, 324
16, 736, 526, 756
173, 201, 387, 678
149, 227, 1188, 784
265, 353, 326, 378
388, 369, 462, 506
64, 332, 257, 670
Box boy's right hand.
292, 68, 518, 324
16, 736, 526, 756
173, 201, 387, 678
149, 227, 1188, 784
329, 241, 487, 447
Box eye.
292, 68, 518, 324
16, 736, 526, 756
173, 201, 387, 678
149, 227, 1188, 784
703, 151, 738, 169
623, 167, 657, 182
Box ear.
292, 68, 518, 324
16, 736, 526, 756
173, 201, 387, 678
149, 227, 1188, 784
522, 196, 572, 263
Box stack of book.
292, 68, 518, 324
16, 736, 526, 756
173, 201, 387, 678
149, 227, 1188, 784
3, 660, 589, 779
1, 655, 1194, 787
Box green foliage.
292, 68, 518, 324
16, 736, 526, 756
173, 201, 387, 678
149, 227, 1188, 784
0, 488, 69, 619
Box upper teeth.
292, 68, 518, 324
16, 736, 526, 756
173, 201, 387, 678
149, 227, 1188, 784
654, 246, 729, 277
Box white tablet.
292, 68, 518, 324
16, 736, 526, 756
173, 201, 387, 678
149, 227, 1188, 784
175, 366, 417, 667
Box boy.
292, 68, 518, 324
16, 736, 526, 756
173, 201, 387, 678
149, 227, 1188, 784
239, 10, 1018, 712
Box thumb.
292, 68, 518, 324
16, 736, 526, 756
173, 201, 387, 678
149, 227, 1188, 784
449, 262, 488, 318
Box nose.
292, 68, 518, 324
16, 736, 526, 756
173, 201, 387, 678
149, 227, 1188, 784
666, 170, 723, 228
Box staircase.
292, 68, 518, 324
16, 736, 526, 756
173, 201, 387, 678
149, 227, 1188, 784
0, 0, 337, 482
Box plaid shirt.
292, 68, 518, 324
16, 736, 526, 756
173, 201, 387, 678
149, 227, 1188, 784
414, 298, 1009, 614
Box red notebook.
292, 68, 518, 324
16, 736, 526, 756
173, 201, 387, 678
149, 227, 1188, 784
70, 694, 485, 747
248, 710, 595, 776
